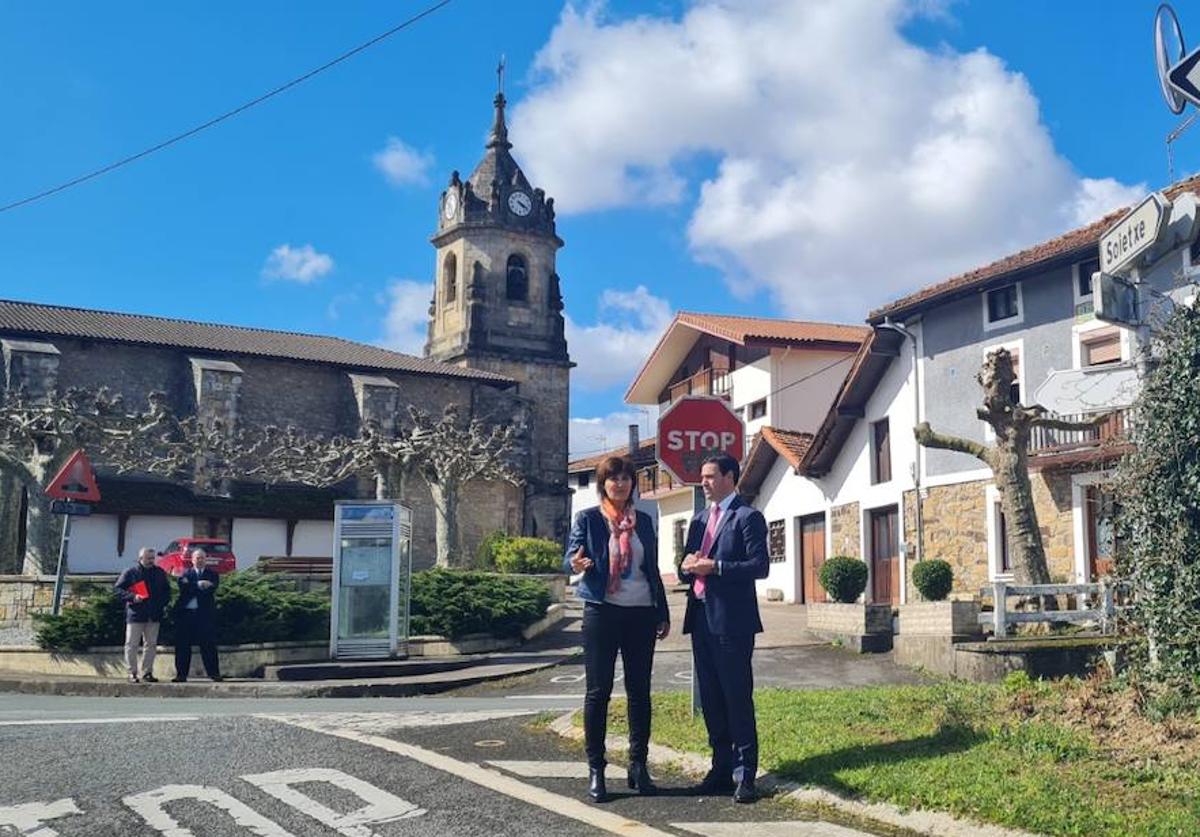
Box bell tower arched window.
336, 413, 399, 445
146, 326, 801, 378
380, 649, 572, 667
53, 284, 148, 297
443, 252, 457, 304
506, 254, 528, 302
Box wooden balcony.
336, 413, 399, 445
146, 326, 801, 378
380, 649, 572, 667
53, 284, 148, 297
667, 366, 732, 404
1027, 408, 1130, 461
636, 463, 688, 499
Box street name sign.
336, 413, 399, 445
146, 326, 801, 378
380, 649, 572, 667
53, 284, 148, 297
1099, 193, 1169, 275
49, 500, 92, 516
656, 396, 745, 485
44, 449, 101, 502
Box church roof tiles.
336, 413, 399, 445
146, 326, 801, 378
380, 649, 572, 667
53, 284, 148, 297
0, 298, 515, 385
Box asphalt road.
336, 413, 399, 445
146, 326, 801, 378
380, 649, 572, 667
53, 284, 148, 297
0, 695, 888, 836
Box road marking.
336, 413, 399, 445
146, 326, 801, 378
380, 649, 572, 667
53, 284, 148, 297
504, 694, 584, 700
672, 823, 868, 836
255, 710, 533, 735
241, 767, 424, 837
486, 760, 624, 780
0, 716, 200, 727
123, 784, 293, 836
267, 715, 675, 837
549, 673, 584, 683
0, 798, 82, 837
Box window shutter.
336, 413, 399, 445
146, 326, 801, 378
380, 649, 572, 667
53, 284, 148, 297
1084, 333, 1121, 366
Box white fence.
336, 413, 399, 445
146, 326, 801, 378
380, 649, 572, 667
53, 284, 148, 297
978, 581, 1127, 639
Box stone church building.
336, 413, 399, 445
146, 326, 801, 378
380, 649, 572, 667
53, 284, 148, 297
0, 89, 571, 576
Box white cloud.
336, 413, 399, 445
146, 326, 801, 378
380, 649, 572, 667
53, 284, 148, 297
379, 279, 432, 356
373, 137, 435, 187
262, 243, 334, 284
566, 285, 673, 391
569, 408, 657, 462
512, 0, 1145, 320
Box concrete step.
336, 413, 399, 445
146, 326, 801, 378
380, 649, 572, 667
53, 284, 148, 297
262, 657, 477, 681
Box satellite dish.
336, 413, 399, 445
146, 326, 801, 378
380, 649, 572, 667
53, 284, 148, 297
1157, 4, 1188, 114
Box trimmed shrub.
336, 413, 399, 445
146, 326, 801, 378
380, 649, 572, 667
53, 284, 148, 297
913, 560, 954, 601
493, 536, 562, 574
475, 530, 509, 570
819, 556, 869, 604
410, 568, 550, 639
33, 569, 329, 651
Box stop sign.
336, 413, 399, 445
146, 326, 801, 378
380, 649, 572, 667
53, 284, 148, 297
656, 396, 746, 485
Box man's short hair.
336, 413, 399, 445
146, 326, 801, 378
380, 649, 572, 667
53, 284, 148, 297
189, 547, 207, 559
702, 453, 741, 485
138, 547, 155, 560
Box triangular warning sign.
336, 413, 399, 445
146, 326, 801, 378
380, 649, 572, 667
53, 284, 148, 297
45, 449, 101, 502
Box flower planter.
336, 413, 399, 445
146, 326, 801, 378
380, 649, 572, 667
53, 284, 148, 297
897, 600, 981, 638
805, 601, 893, 653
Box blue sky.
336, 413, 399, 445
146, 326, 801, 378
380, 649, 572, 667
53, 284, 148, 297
1, 1, 1196, 459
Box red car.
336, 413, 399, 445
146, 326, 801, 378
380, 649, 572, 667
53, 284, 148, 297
156, 538, 238, 576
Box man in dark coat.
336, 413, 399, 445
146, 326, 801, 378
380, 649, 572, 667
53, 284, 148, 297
680, 453, 770, 803
172, 548, 222, 682
114, 547, 172, 683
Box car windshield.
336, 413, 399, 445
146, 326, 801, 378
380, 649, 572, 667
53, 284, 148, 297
202, 544, 233, 555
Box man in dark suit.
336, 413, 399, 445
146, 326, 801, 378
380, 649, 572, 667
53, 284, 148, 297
172, 548, 222, 683
680, 453, 769, 803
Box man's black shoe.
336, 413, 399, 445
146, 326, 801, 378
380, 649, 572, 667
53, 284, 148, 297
127, 674, 139, 683
171, 676, 186, 683
734, 780, 757, 803
694, 771, 736, 795
141, 674, 158, 683
210, 675, 224, 682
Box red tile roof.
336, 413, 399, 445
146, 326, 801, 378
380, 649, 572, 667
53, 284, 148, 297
568, 438, 656, 473
758, 426, 814, 469
676, 312, 869, 346
868, 173, 1200, 323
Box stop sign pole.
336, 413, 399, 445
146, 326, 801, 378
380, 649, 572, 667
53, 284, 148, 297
655, 396, 746, 716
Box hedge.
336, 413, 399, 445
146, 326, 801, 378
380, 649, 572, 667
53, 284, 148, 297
493, 536, 562, 574
409, 568, 550, 639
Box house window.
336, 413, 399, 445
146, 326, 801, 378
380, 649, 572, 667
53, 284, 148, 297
987, 485, 1013, 578
748, 399, 767, 420
443, 252, 457, 304
576, 472, 590, 489
997, 505, 1011, 574
1075, 257, 1099, 299
673, 519, 687, 562
1081, 328, 1122, 367
768, 519, 786, 564
983, 283, 1023, 330
871, 418, 891, 484
506, 254, 528, 301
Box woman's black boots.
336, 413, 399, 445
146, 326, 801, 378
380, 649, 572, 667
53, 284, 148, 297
627, 761, 658, 795
588, 766, 608, 802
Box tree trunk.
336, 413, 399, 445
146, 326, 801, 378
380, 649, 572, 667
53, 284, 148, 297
990, 431, 1051, 586
428, 481, 460, 569
0, 456, 60, 576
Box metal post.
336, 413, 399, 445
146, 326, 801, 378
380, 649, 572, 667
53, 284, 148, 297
50, 513, 73, 616
992, 580, 1008, 639
691, 485, 705, 719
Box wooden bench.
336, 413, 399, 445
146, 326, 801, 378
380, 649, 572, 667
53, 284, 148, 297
257, 556, 333, 579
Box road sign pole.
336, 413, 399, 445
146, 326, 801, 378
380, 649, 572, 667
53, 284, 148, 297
50, 513, 73, 616
690, 484, 704, 720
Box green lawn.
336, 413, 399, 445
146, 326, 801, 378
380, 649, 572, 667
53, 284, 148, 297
601, 682, 1200, 836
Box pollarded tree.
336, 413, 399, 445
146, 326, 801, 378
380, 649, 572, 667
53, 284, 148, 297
1115, 303, 1200, 696
915, 348, 1110, 587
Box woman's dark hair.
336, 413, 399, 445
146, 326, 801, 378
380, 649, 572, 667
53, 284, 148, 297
595, 456, 637, 507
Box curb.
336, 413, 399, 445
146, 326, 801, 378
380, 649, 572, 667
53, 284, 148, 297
546, 711, 1037, 837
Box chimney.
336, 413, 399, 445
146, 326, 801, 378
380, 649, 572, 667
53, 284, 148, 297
628, 424, 640, 456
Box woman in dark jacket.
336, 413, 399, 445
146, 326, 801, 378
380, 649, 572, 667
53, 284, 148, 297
564, 455, 670, 803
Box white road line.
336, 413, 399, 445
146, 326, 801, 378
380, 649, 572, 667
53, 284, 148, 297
504, 694, 584, 700
266, 715, 675, 837
0, 716, 200, 727
485, 760, 623, 780
672, 823, 868, 836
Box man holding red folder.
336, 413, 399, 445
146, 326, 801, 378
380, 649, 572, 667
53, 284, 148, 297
114, 547, 171, 683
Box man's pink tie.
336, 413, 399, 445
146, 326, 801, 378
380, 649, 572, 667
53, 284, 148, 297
693, 504, 722, 599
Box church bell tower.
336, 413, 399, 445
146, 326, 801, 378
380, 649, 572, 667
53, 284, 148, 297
425, 73, 572, 540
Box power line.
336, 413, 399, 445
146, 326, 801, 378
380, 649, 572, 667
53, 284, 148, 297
0, 0, 454, 215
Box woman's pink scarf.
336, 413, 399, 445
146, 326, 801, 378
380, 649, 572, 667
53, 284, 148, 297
600, 499, 636, 594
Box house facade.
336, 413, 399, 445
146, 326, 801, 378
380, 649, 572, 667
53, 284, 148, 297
739, 174, 1200, 606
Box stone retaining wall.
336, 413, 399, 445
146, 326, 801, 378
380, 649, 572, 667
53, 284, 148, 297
0, 574, 113, 625
897, 601, 981, 637
805, 602, 892, 652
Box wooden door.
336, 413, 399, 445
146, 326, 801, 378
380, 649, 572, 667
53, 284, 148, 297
870, 506, 900, 605
798, 514, 826, 604
1085, 486, 1116, 578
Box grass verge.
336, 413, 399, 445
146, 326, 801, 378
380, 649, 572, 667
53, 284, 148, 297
600, 679, 1200, 836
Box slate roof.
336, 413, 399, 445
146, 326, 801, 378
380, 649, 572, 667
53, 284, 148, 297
0, 299, 514, 385
869, 172, 1200, 323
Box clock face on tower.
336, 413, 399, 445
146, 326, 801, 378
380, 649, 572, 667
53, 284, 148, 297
443, 190, 459, 220
507, 191, 532, 217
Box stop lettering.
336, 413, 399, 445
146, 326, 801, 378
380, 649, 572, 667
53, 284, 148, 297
656, 396, 745, 485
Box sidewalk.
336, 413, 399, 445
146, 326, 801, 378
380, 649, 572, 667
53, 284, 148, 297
0, 589, 826, 699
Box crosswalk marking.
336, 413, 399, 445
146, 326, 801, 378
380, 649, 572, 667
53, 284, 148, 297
672, 822, 869, 836
255, 709, 534, 735
485, 760, 624, 780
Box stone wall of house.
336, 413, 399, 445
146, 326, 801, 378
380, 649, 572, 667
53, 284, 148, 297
0, 575, 110, 628
830, 502, 860, 559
